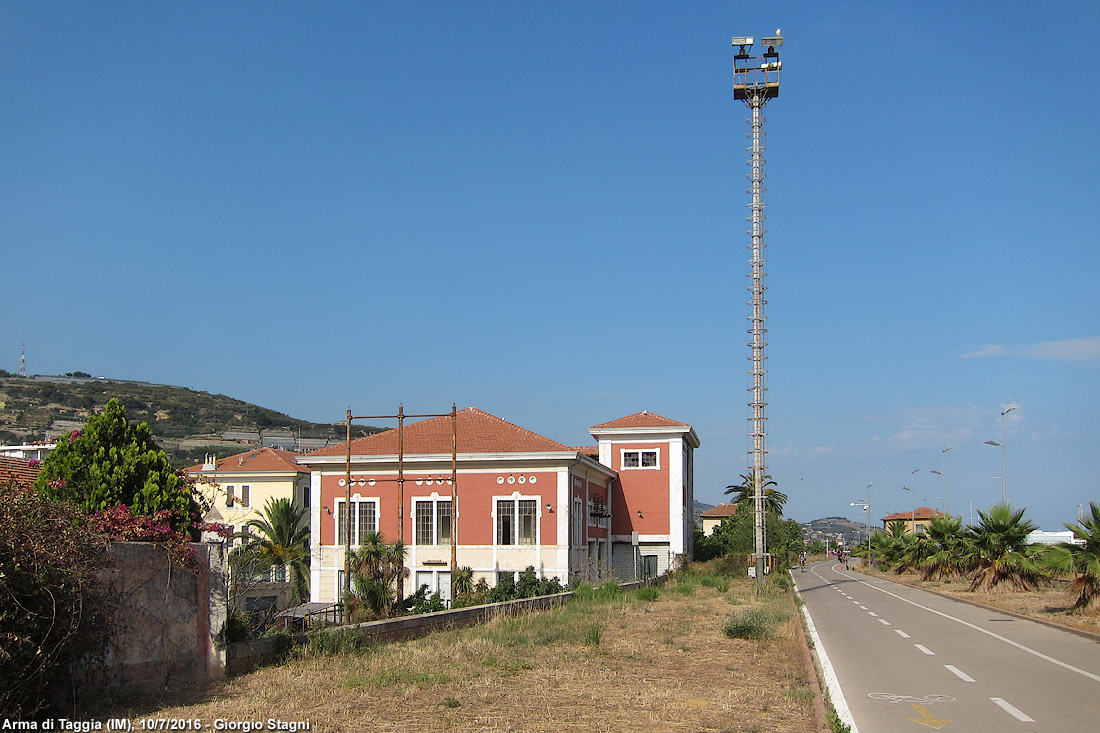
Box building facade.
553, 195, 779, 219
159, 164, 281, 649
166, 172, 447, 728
298, 408, 698, 604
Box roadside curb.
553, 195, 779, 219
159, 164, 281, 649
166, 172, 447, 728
851, 567, 1100, 645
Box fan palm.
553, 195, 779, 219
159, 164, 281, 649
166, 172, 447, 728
1036, 502, 1100, 611
236, 497, 310, 603
725, 473, 787, 517
347, 531, 410, 618
918, 515, 973, 582
966, 503, 1045, 593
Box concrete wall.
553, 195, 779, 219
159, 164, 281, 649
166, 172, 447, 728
96, 541, 228, 691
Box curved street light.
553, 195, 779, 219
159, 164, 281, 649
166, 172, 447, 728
930, 445, 953, 515
850, 482, 873, 569
986, 406, 1016, 504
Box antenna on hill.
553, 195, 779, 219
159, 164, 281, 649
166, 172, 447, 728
19, 342, 26, 377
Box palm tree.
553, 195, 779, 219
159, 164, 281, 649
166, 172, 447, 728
346, 531, 409, 618
966, 503, 1045, 593
452, 566, 474, 597
236, 497, 310, 603
885, 520, 908, 539
1037, 502, 1100, 611
918, 515, 973, 582
725, 473, 787, 517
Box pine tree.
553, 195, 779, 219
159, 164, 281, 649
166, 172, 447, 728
35, 398, 201, 536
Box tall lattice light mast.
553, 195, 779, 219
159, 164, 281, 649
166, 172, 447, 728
733, 32, 782, 591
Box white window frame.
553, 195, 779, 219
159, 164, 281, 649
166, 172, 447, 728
335, 496, 379, 546
494, 494, 539, 546
620, 448, 660, 470
413, 496, 452, 546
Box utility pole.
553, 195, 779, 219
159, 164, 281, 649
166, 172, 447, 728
733, 31, 783, 595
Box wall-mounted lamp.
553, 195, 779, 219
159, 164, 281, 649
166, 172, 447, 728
322, 505, 330, 515
636, 510, 643, 518
546, 503, 553, 512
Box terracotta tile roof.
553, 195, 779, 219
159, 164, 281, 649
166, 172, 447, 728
306, 407, 573, 457
700, 502, 739, 518
881, 506, 944, 522
570, 446, 599, 457
590, 411, 690, 430
0, 455, 42, 489
185, 447, 309, 475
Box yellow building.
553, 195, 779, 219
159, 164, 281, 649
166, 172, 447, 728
699, 502, 739, 536
186, 447, 311, 614
880, 506, 945, 536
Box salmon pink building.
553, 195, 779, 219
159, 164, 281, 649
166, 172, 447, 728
298, 408, 698, 604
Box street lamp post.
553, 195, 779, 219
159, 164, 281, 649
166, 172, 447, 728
902, 481, 916, 535
930, 446, 952, 516
985, 406, 1016, 504
850, 482, 872, 569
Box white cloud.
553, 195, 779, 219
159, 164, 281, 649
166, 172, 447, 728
1021, 337, 1100, 363
960, 337, 1100, 364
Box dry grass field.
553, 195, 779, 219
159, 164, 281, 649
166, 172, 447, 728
91, 578, 821, 733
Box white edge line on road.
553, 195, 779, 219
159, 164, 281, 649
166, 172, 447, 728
838, 569, 1100, 684
794, 582, 860, 733
944, 665, 975, 682
990, 697, 1034, 722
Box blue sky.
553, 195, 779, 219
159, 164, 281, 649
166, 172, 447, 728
2, 2, 1097, 529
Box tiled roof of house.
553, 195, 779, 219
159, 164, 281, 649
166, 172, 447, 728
881, 506, 944, 522
185, 447, 309, 475
306, 407, 573, 457
590, 411, 690, 430
569, 445, 599, 457
700, 502, 739, 518
0, 455, 42, 489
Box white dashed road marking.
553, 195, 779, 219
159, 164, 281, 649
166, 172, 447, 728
914, 644, 935, 655
990, 697, 1034, 722
944, 665, 975, 682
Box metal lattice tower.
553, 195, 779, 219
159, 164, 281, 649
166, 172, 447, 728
19, 342, 26, 377
732, 32, 782, 589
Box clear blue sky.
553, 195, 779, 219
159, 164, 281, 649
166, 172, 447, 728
3, 2, 1097, 529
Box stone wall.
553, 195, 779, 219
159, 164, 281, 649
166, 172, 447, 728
96, 541, 228, 691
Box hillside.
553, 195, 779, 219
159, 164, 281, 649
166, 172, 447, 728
0, 374, 380, 465
800, 515, 868, 546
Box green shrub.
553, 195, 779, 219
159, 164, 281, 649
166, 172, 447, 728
225, 611, 253, 643
634, 586, 660, 602
723, 605, 790, 640
516, 566, 540, 598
